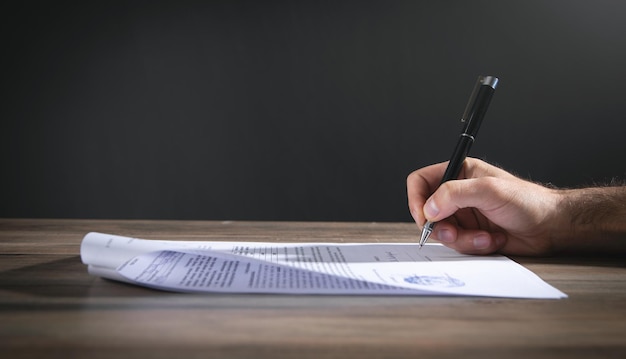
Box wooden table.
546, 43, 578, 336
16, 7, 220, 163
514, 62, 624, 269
1, 219, 625, 358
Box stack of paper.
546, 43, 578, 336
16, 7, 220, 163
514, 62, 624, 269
80, 232, 566, 299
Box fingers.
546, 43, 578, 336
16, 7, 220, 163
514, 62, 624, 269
407, 158, 513, 225
431, 221, 507, 255
406, 162, 449, 225
407, 158, 515, 255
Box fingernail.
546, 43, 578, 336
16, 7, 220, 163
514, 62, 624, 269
436, 228, 455, 243
473, 234, 491, 249
424, 199, 439, 218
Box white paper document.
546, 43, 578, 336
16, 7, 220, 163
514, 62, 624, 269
80, 232, 567, 299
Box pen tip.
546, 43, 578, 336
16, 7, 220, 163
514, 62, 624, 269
419, 222, 433, 248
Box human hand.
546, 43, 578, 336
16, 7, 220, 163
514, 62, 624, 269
407, 158, 564, 256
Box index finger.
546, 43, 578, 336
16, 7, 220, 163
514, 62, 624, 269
406, 161, 449, 225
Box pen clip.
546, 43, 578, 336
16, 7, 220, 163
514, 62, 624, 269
461, 76, 498, 123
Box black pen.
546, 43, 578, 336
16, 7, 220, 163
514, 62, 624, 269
419, 75, 499, 248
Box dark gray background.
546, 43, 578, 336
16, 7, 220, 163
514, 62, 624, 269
3, 0, 625, 222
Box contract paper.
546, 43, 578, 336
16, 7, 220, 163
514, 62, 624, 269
80, 232, 567, 299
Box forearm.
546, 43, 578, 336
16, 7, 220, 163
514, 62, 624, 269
552, 186, 626, 254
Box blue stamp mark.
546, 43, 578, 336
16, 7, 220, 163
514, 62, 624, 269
404, 274, 465, 287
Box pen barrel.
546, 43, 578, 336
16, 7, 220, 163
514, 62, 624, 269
441, 134, 474, 182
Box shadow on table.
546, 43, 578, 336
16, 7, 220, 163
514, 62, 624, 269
0, 256, 158, 300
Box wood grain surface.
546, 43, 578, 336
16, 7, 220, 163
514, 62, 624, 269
1, 219, 625, 359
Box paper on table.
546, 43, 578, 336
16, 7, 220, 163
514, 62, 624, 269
80, 232, 567, 299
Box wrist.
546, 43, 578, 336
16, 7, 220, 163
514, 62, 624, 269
552, 187, 626, 253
